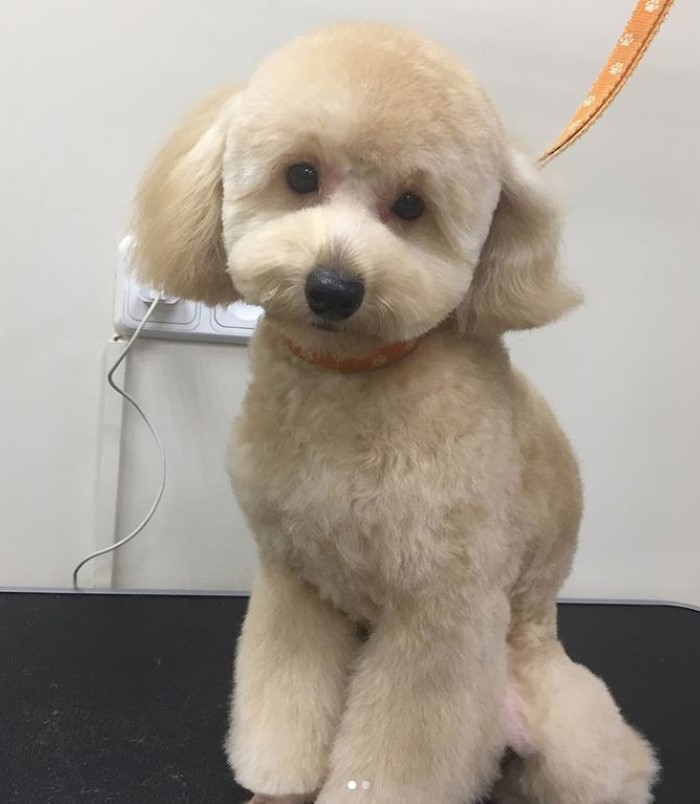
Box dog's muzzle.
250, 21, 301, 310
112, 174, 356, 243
305, 267, 364, 320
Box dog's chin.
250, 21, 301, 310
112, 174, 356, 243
263, 313, 393, 358
270, 311, 440, 348
260, 300, 445, 353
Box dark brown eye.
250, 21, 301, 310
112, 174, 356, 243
391, 192, 425, 221
286, 163, 319, 194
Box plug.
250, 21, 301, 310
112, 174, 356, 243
136, 283, 179, 306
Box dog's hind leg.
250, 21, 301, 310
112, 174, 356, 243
492, 605, 658, 804
227, 560, 359, 800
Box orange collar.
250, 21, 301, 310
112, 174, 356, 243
283, 336, 422, 372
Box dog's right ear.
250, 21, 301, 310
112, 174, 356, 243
132, 86, 241, 305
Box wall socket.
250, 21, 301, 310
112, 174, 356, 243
114, 236, 262, 343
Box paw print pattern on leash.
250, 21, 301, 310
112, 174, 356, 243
538, 0, 676, 165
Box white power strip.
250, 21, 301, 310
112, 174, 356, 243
114, 236, 262, 343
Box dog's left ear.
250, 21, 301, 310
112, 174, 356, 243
462, 149, 581, 334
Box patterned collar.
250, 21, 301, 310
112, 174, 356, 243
283, 335, 423, 372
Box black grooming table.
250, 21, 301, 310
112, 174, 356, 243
0, 593, 697, 804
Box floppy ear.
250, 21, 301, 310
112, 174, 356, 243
463, 149, 581, 334
132, 86, 241, 305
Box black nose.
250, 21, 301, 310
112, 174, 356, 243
305, 268, 365, 320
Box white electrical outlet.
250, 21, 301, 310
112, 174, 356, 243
114, 236, 263, 343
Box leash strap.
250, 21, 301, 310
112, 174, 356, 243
538, 0, 676, 165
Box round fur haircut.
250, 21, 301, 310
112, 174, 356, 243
131, 26, 580, 337
130, 24, 658, 804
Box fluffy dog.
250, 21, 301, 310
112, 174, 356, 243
133, 22, 658, 804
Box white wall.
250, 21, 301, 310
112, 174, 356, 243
1, 1, 697, 604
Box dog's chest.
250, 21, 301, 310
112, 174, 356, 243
229, 362, 486, 619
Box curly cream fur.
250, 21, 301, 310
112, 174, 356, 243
133, 22, 657, 804
133, 85, 241, 306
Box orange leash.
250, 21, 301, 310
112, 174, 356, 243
538, 0, 676, 166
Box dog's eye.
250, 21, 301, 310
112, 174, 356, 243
391, 192, 425, 221
286, 163, 319, 195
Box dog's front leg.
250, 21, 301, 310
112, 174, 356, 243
227, 560, 359, 800
316, 592, 509, 804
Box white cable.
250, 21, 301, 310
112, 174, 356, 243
72, 296, 166, 590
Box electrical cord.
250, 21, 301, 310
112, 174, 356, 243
72, 296, 166, 590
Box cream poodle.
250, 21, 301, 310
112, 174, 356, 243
133, 22, 658, 804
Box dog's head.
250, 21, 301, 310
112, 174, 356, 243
134, 23, 579, 344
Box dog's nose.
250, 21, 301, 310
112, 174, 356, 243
305, 268, 365, 320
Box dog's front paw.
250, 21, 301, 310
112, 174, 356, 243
247, 795, 313, 804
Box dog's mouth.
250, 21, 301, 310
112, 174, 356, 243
311, 321, 339, 332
